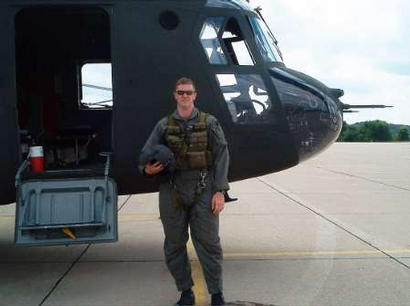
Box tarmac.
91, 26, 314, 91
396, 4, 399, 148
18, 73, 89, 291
1, 142, 409, 306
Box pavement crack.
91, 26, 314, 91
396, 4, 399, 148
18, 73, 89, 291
257, 177, 410, 271
38, 244, 91, 306
118, 195, 132, 212
311, 165, 409, 191
38, 194, 132, 304
38, 194, 133, 305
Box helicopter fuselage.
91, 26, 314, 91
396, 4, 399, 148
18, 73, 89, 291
0, 0, 343, 205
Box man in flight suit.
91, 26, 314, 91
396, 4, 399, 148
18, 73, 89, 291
139, 77, 229, 305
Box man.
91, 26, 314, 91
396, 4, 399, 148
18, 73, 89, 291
139, 77, 229, 305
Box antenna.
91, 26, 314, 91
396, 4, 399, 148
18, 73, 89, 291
342, 104, 393, 109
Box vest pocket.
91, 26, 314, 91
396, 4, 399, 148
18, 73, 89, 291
189, 131, 207, 142
166, 135, 183, 151
186, 151, 208, 169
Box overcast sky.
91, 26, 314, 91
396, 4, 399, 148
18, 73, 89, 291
253, 0, 410, 125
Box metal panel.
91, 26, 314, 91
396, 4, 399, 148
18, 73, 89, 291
15, 177, 117, 246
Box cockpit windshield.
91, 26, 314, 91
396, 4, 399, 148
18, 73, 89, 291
248, 17, 283, 63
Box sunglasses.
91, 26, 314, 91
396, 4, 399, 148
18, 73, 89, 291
176, 90, 196, 96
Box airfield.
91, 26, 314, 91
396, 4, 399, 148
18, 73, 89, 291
1, 142, 409, 306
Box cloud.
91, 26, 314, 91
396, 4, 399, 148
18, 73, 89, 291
254, 0, 410, 124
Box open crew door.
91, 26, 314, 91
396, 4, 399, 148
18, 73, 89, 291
13, 6, 117, 246
0, 8, 20, 205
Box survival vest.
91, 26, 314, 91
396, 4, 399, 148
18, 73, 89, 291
165, 111, 213, 170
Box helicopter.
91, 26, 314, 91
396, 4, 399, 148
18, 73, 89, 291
0, 0, 390, 246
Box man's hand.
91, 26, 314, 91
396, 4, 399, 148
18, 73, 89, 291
211, 191, 225, 215
144, 161, 164, 175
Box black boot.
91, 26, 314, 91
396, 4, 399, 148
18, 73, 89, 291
211, 292, 225, 305
176, 289, 195, 306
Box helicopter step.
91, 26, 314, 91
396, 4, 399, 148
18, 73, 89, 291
14, 154, 118, 247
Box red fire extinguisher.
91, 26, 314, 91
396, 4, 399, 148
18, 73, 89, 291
29, 146, 44, 172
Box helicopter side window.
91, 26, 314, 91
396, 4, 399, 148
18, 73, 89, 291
79, 63, 113, 109
216, 74, 272, 124
200, 17, 228, 65
200, 17, 254, 66
248, 17, 282, 63
221, 18, 254, 65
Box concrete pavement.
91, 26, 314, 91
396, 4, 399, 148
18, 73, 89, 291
1, 143, 409, 305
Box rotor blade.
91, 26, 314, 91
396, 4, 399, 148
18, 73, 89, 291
82, 99, 113, 106
83, 84, 112, 91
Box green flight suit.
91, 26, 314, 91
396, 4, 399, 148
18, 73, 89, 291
139, 108, 230, 294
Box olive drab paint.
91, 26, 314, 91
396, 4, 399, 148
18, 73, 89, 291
165, 112, 212, 170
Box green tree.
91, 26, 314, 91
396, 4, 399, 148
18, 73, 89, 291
338, 120, 393, 142
396, 128, 409, 141
340, 125, 362, 142
362, 120, 392, 142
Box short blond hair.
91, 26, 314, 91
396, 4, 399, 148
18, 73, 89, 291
175, 77, 196, 91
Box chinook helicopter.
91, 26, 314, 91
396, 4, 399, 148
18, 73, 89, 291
0, 0, 390, 246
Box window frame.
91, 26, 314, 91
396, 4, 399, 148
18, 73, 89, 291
219, 17, 255, 66
199, 16, 256, 67
247, 15, 283, 63
200, 17, 229, 65
215, 73, 273, 125
77, 60, 113, 111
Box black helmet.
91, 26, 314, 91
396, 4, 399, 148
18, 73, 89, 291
139, 144, 175, 172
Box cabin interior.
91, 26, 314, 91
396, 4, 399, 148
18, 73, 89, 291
15, 6, 112, 172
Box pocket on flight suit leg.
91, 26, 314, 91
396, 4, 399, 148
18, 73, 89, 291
159, 183, 189, 245
191, 185, 220, 245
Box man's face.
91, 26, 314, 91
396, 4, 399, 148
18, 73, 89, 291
174, 84, 197, 110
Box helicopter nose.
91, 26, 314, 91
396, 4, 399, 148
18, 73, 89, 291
269, 69, 343, 162
291, 94, 343, 162
298, 98, 341, 161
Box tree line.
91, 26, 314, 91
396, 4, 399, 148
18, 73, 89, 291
337, 120, 410, 142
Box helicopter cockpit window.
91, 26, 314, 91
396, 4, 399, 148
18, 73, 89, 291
216, 74, 272, 124
221, 18, 254, 65
80, 63, 113, 109
200, 17, 254, 66
200, 17, 228, 65
249, 17, 282, 63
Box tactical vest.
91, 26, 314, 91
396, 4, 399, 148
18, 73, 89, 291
165, 112, 212, 170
